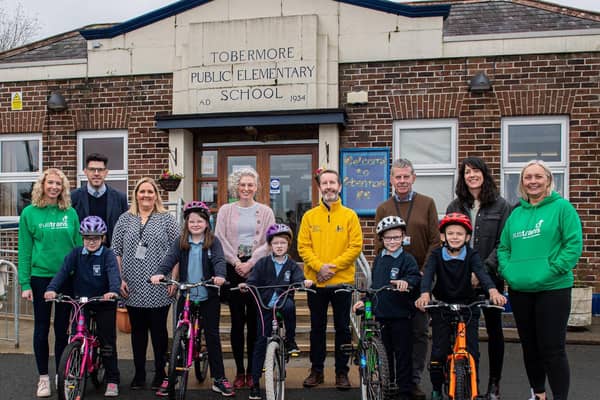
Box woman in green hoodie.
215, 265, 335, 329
18, 168, 82, 397
498, 160, 582, 400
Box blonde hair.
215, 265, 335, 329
227, 167, 260, 199
518, 160, 555, 200
31, 168, 71, 210
129, 177, 167, 215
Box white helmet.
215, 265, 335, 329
376, 216, 407, 235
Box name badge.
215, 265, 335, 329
403, 236, 411, 246
93, 264, 101, 276
135, 244, 148, 260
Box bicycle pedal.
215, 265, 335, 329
340, 344, 354, 355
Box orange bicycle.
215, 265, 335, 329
425, 299, 504, 400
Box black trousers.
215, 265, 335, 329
380, 318, 413, 395
84, 303, 120, 384
250, 298, 296, 383
127, 304, 170, 382
481, 306, 504, 381
176, 295, 226, 380
509, 287, 571, 399
429, 308, 480, 392
226, 263, 257, 375
30, 276, 70, 376
307, 287, 352, 374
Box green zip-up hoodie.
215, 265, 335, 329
18, 204, 82, 291
498, 191, 582, 292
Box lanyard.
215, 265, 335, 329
138, 214, 153, 245
393, 193, 416, 227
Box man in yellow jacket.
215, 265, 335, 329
298, 169, 363, 390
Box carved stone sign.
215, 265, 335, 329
180, 15, 318, 113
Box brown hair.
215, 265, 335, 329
179, 210, 214, 250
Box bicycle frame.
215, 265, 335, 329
426, 300, 504, 400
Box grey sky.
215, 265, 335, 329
3, 0, 600, 42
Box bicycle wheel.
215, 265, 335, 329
90, 345, 105, 389
169, 326, 190, 400
453, 358, 471, 400
193, 327, 209, 383
360, 337, 390, 400
264, 340, 285, 400
58, 340, 87, 400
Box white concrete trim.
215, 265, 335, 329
444, 28, 600, 42
0, 58, 87, 69
203, 139, 319, 147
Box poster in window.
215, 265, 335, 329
340, 148, 389, 216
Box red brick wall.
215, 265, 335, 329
0, 74, 173, 196
339, 53, 600, 291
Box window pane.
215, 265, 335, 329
508, 124, 561, 162
0, 182, 34, 216
399, 128, 451, 164
1, 140, 39, 173
412, 175, 454, 216
504, 172, 565, 205
82, 137, 124, 170
199, 182, 218, 209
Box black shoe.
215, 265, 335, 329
285, 339, 300, 356
485, 378, 500, 400
130, 378, 145, 390
249, 385, 262, 400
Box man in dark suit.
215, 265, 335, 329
71, 153, 128, 247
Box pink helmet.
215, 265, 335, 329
183, 200, 210, 220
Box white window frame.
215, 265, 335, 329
77, 130, 128, 188
501, 116, 569, 200
0, 133, 42, 221
392, 119, 458, 216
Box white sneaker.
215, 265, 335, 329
104, 383, 119, 397
37, 376, 51, 397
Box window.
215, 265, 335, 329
393, 119, 457, 215
501, 116, 568, 205
0, 134, 42, 219
77, 131, 128, 193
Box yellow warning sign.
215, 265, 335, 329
11, 92, 23, 111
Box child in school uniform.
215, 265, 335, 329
353, 216, 421, 400
240, 223, 312, 400
415, 213, 506, 400
44, 216, 121, 397
150, 201, 234, 397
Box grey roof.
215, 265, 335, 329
444, 1, 600, 36
0, 33, 87, 64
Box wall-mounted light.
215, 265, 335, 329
469, 71, 492, 92
47, 91, 68, 112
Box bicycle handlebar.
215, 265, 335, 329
232, 282, 316, 310
332, 283, 413, 294
149, 278, 221, 291
424, 299, 505, 312
45, 294, 119, 304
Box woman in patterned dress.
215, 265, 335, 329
112, 177, 179, 391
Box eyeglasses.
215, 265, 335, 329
87, 168, 106, 173
382, 236, 403, 242
83, 236, 102, 242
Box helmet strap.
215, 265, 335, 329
442, 240, 465, 253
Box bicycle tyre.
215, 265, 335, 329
264, 340, 285, 400
58, 340, 87, 400
453, 358, 470, 400
360, 337, 390, 400
169, 326, 190, 400
90, 345, 105, 389
193, 327, 209, 383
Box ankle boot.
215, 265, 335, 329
486, 378, 500, 400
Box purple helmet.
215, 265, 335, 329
183, 200, 210, 220
80, 216, 107, 236
266, 223, 293, 244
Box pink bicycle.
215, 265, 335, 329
47, 294, 116, 400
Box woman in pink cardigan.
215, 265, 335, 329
214, 167, 275, 390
